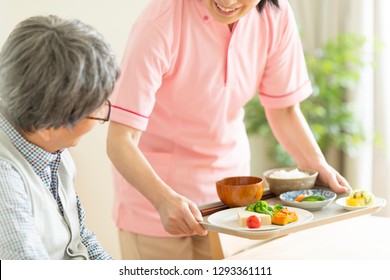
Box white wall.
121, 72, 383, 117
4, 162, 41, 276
0, 0, 150, 259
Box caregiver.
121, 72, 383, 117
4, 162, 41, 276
107, 0, 350, 260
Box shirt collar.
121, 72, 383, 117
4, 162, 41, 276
193, 0, 249, 32
194, 0, 213, 24
0, 113, 62, 175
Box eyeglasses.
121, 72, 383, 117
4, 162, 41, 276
86, 100, 111, 123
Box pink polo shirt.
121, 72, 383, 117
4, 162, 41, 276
110, 0, 312, 237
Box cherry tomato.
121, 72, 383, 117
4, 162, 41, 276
246, 215, 261, 228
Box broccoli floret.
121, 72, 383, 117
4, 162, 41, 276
251, 200, 274, 216
273, 204, 284, 214
246, 201, 283, 217
245, 204, 255, 212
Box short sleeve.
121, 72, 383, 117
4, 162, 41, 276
259, 1, 312, 108
110, 19, 171, 131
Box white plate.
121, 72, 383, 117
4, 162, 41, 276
336, 197, 387, 211
207, 206, 313, 231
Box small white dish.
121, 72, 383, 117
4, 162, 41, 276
279, 189, 337, 211
336, 196, 387, 211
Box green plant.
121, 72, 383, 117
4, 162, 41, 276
244, 33, 370, 166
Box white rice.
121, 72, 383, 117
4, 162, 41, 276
269, 168, 309, 179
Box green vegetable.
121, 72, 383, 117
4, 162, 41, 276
301, 195, 326, 202
245, 204, 255, 212
245, 200, 283, 217
273, 204, 284, 214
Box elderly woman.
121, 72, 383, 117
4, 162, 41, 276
0, 15, 120, 259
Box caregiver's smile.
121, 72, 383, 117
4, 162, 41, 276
203, 0, 261, 26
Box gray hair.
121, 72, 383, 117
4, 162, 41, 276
0, 15, 120, 132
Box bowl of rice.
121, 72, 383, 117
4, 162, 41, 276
263, 167, 318, 196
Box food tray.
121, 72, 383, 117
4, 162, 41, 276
199, 192, 386, 240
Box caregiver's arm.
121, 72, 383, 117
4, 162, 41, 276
106, 121, 207, 236
265, 104, 350, 193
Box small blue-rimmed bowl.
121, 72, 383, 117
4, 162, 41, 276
279, 189, 337, 211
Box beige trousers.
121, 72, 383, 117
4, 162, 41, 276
118, 230, 212, 260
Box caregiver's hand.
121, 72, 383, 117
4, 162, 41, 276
314, 163, 351, 194
156, 191, 208, 236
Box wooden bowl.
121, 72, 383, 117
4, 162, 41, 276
216, 176, 264, 207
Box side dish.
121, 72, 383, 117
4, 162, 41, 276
294, 194, 326, 202
346, 189, 375, 207
271, 208, 298, 225
237, 208, 271, 227
239, 200, 298, 228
